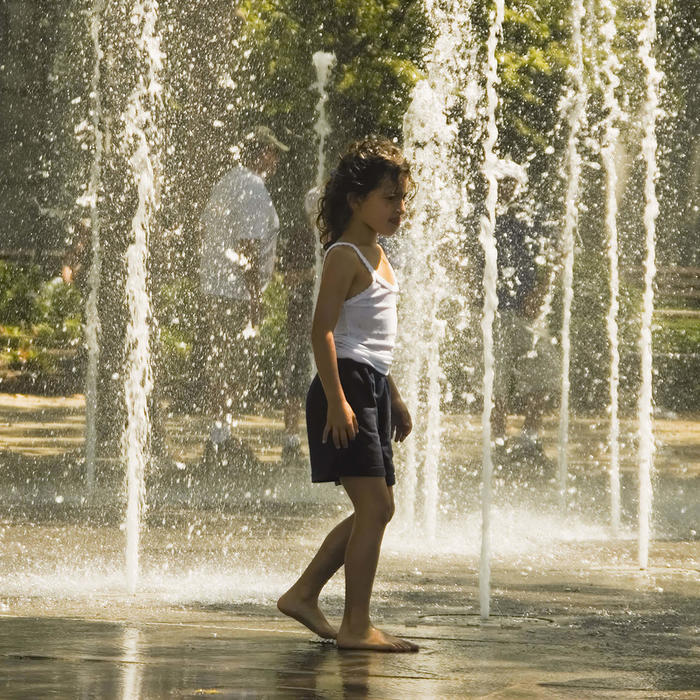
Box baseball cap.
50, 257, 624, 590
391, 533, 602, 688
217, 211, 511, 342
249, 125, 289, 153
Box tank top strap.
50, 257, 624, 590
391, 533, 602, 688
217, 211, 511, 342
325, 241, 377, 278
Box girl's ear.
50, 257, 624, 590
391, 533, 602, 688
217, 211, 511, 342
346, 191, 361, 212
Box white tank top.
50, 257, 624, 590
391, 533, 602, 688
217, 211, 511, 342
325, 242, 399, 376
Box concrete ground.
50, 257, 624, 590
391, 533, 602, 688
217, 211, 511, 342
0, 394, 698, 698
1, 544, 699, 699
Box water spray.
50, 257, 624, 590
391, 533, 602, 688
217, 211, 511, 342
310, 51, 336, 305
478, 0, 505, 621
599, 0, 624, 534
122, 0, 164, 595
82, 0, 106, 495
398, 0, 476, 536
557, 0, 587, 509
637, 0, 662, 570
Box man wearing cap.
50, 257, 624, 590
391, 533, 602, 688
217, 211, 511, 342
199, 126, 288, 460
492, 174, 558, 479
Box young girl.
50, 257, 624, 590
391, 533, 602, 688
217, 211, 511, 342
277, 138, 419, 652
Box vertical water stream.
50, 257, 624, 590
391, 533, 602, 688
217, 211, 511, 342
599, 0, 624, 533
399, 0, 479, 537
557, 0, 587, 507
310, 51, 336, 305
122, 0, 164, 594
637, 0, 662, 570
83, 0, 106, 494
478, 0, 504, 620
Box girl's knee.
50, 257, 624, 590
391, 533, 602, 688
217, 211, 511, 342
358, 496, 394, 526
342, 477, 394, 525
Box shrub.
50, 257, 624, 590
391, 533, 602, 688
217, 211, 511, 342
155, 273, 290, 411
34, 277, 83, 333
0, 260, 42, 326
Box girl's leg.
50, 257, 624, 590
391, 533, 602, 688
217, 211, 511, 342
277, 514, 354, 639
337, 477, 418, 652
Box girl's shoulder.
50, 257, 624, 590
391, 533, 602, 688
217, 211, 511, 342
330, 240, 386, 273
324, 242, 362, 267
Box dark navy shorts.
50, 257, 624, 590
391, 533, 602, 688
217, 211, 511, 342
306, 358, 395, 486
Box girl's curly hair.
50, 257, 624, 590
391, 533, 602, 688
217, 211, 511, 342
316, 138, 414, 248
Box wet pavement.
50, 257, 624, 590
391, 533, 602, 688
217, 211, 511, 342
2, 534, 699, 699
2, 593, 699, 698
0, 395, 698, 697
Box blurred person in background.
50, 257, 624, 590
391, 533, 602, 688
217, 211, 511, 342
492, 174, 558, 478
198, 126, 289, 466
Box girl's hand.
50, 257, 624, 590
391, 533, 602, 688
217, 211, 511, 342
391, 399, 412, 442
323, 400, 359, 449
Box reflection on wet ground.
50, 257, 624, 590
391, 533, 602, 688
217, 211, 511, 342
1, 528, 699, 697
1, 584, 699, 699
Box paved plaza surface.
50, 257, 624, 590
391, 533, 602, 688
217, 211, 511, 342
0, 394, 698, 698
1, 546, 699, 699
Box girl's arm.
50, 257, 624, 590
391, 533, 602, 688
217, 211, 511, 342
387, 374, 412, 442
312, 246, 360, 449
386, 374, 403, 404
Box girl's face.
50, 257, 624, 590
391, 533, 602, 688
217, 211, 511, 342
351, 175, 407, 237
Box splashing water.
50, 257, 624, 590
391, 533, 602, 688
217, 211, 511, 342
311, 52, 335, 190
122, 0, 164, 595
400, 82, 451, 538
82, 0, 106, 494
477, 0, 504, 621
557, 0, 587, 507
637, 0, 662, 570
310, 51, 336, 304
599, 0, 624, 533
398, 0, 480, 538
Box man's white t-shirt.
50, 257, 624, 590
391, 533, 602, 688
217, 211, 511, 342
199, 165, 279, 300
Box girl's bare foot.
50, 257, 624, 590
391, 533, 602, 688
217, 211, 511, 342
277, 590, 337, 640
336, 625, 419, 652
